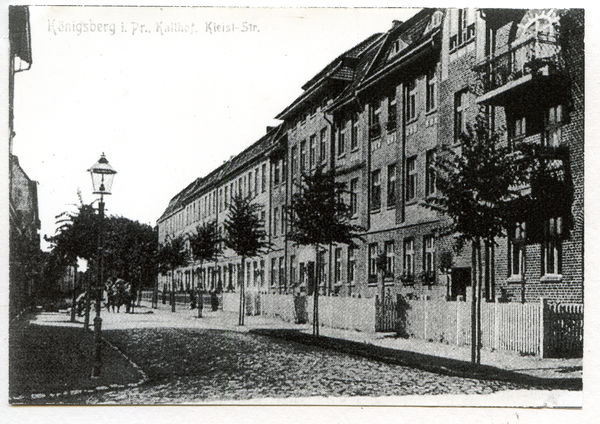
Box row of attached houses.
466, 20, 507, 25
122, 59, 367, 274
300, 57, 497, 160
156, 8, 584, 306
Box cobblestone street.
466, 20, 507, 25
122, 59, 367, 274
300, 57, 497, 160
54, 324, 533, 404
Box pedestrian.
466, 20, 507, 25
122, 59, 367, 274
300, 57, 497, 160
188, 289, 196, 309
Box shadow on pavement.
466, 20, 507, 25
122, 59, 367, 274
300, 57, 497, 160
249, 328, 582, 391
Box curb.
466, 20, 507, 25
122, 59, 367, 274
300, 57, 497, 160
9, 336, 150, 404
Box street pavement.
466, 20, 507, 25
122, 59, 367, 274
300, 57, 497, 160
22, 301, 582, 405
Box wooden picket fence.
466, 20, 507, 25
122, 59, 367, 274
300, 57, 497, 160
375, 296, 583, 358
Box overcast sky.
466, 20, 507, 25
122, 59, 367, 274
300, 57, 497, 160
11, 5, 423, 250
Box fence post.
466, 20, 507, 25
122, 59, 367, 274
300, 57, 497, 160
540, 297, 548, 358
456, 300, 460, 346
494, 297, 500, 351
423, 297, 428, 341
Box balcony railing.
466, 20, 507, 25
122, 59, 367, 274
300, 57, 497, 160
474, 32, 564, 96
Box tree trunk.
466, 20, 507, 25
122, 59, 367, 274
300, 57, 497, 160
239, 256, 246, 326
198, 260, 203, 318
171, 269, 176, 312
70, 263, 78, 322
313, 244, 320, 336
470, 237, 482, 364
476, 237, 483, 365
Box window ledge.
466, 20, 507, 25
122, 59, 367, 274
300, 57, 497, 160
350, 148, 360, 154
425, 109, 438, 116
370, 208, 381, 214
541, 274, 563, 282
405, 199, 418, 206
387, 205, 396, 211
507, 275, 524, 284
337, 153, 346, 159
406, 118, 418, 125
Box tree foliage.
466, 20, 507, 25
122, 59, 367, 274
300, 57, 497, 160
224, 194, 270, 259
286, 166, 364, 248
46, 192, 158, 291
157, 235, 189, 277
189, 220, 222, 265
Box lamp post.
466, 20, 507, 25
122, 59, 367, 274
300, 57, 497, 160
88, 153, 117, 378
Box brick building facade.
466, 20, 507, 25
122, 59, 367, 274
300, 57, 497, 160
157, 8, 583, 305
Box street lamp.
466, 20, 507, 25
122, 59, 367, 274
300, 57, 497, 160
88, 153, 117, 378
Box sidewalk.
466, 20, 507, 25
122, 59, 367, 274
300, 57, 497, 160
130, 301, 582, 388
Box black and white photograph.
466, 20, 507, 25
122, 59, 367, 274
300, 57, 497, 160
4, 1, 591, 420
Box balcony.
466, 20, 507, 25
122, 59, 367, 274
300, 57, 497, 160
474, 33, 565, 105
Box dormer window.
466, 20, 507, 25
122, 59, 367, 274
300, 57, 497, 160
390, 38, 408, 57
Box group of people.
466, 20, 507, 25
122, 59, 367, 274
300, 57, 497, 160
105, 277, 136, 313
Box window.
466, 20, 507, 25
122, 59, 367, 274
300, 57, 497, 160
450, 8, 475, 51
454, 89, 469, 142
511, 116, 527, 141
369, 99, 382, 140
348, 247, 356, 289
252, 261, 258, 286
300, 140, 307, 172
273, 207, 279, 237
318, 251, 327, 288
319, 128, 327, 163
387, 163, 396, 208
350, 177, 359, 217
351, 114, 359, 150
271, 258, 277, 287
508, 222, 526, 277
368, 243, 378, 282
335, 248, 342, 283
426, 150, 436, 197
384, 241, 395, 278
260, 260, 265, 286
279, 257, 285, 290
407, 78, 418, 122
281, 206, 285, 235
224, 186, 228, 209
406, 156, 417, 202
273, 161, 280, 186
542, 217, 563, 276
291, 145, 298, 176
238, 177, 242, 196
219, 189, 223, 212
290, 255, 296, 287
423, 235, 435, 275
310, 134, 317, 168
254, 168, 259, 195
387, 91, 397, 131
261, 163, 267, 192
338, 123, 346, 156
403, 238, 415, 279
426, 68, 437, 112
248, 172, 253, 197
544, 104, 564, 148
371, 169, 381, 211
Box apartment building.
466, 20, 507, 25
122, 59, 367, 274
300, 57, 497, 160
157, 126, 283, 294
157, 8, 583, 305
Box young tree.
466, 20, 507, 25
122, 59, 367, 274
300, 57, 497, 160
157, 235, 189, 313
423, 114, 529, 364
224, 194, 270, 326
188, 220, 222, 318
286, 167, 364, 336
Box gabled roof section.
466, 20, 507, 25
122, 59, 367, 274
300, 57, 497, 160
364, 8, 438, 80
275, 32, 384, 120
157, 125, 282, 223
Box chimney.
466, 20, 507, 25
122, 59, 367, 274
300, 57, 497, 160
266, 126, 276, 133
392, 20, 403, 29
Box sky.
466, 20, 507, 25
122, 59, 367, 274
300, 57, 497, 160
11, 5, 422, 250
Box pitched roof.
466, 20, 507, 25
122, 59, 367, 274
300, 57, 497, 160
157, 126, 282, 223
